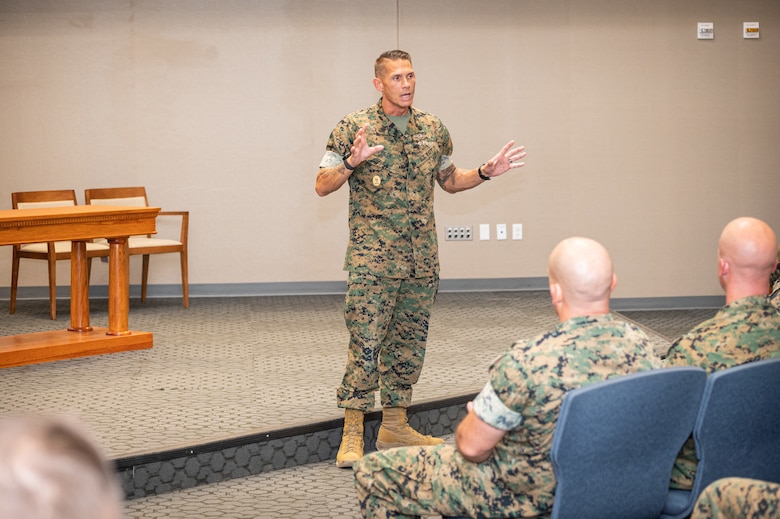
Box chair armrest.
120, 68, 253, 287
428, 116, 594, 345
157, 211, 189, 245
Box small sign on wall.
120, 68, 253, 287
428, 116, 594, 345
698, 22, 714, 40
743, 22, 760, 39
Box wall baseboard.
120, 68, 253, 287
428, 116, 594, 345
0, 278, 724, 311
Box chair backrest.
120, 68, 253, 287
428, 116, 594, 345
84, 187, 148, 208
550, 367, 707, 519
691, 357, 780, 493
12, 189, 78, 210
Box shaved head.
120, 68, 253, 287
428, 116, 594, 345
548, 237, 616, 319
718, 217, 778, 300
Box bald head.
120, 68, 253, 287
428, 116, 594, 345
548, 237, 616, 320
718, 217, 778, 301
0, 415, 123, 519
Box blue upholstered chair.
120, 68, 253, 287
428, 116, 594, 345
550, 367, 707, 519
660, 357, 780, 519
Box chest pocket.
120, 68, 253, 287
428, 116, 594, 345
405, 134, 441, 178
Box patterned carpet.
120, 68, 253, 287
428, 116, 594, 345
0, 292, 717, 518
0, 292, 714, 459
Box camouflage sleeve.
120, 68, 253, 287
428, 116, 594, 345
319, 150, 343, 168
440, 154, 453, 171
439, 122, 453, 170
324, 117, 359, 158
472, 381, 523, 431
473, 349, 529, 430
692, 477, 780, 519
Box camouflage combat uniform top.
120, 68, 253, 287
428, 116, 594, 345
664, 295, 780, 488
320, 99, 453, 279
664, 296, 780, 374
691, 477, 780, 519
472, 313, 660, 516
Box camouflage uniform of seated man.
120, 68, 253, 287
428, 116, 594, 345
692, 477, 780, 519
354, 237, 661, 518
665, 217, 780, 490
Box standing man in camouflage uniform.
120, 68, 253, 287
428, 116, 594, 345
691, 478, 780, 519
770, 245, 780, 309
315, 50, 527, 468
354, 237, 661, 518
665, 216, 780, 490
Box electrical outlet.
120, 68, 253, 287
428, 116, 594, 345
445, 226, 473, 241
512, 223, 523, 240
496, 223, 507, 241
479, 224, 490, 240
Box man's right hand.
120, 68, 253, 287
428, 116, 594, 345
347, 124, 384, 168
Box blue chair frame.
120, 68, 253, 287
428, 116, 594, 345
661, 357, 780, 519
550, 367, 707, 519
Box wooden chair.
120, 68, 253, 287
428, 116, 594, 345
10, 189, 110, 320
84, 187, 189, 308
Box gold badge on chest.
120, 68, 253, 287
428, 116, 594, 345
372, 175, 381, 187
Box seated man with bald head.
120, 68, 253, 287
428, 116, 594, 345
665, 216, 780, 490
354, 237, 661, 519
0, 415, 124, 519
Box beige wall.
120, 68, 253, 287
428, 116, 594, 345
1, 0, 778, 301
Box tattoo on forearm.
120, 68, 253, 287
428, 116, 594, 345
439, 164, 456, 186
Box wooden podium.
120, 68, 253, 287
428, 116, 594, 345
0, 205, 160, 368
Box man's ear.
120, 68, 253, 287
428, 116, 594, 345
549, 282, 562, 306
372, 77, 383, 93
718, 257, 730, 278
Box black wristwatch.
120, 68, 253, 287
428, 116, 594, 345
478, 165, 491, 181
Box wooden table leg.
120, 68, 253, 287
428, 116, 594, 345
107, 237, 131, 336
68, 240, 92, 332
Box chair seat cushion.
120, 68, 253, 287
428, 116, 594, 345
128, 236, 182, 248
93, 237, 182, 248
20, 241, 110, 253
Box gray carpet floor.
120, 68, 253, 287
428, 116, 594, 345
0, 292, 717, 518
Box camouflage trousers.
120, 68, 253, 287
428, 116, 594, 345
337, 272, 439, 411
691, 477, 780, 519
670, 436, 696, 490
354, 444, 530, 519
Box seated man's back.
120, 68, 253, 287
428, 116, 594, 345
665, 217, 780, 489
354, 237, 661, 519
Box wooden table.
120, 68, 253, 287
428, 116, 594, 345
0, 205, 160, 368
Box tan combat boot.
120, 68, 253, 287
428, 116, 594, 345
336, 408, 365, 468
376, 407, 444, 450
